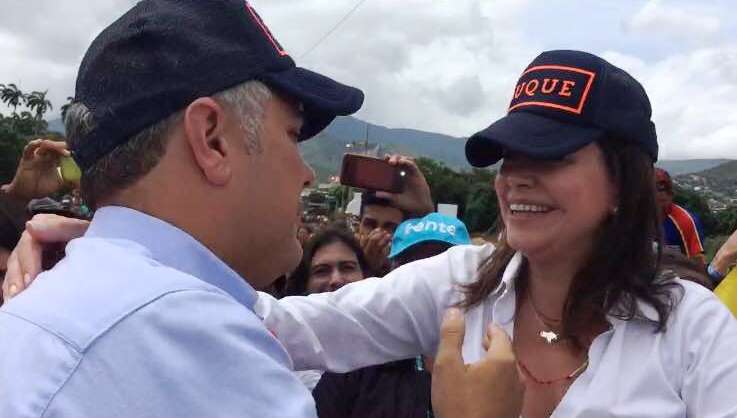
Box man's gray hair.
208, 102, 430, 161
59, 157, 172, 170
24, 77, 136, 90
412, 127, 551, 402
65, 80, 272, 208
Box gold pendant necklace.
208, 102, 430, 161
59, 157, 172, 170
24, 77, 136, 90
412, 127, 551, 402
527, 286, 564, 345
539, 330, 560, 344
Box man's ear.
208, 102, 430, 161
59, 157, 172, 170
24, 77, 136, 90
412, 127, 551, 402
183, 97, 233, 186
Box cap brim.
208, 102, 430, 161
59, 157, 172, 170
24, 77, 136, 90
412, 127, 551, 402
260, 67, 364, 141
465, 112, 604, 167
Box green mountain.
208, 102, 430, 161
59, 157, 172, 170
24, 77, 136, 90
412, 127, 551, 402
694, 160, 737, 180
48, 118, 64, 134
323, 116, 470, 170
656, 159, 730, 176
675, 160, 737, 198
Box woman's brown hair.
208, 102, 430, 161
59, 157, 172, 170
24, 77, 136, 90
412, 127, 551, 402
458, 137, 683, 344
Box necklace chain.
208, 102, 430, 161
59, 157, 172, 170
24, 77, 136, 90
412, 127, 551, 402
517, 357, 590, 385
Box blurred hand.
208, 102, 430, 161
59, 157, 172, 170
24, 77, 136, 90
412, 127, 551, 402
359, 228, 392, 276
432, 308, 524, 418
1, 139, 71, 202
712, 228, 737, 275
375, 155, 434, 218
2, 214, 89, 301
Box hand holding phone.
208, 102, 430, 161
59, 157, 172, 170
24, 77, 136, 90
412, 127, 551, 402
340, 154, 406, 193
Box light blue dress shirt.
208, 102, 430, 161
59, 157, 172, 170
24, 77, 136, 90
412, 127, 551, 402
0, 206, 316, 418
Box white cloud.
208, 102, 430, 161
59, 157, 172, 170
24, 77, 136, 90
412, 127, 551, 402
0, 0, 135, 116
254, 0, 537, 137
603, 47, 737, 159
624, 0, 721, 43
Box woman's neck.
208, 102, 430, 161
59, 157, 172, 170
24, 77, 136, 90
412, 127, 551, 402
524, 249, 589, 320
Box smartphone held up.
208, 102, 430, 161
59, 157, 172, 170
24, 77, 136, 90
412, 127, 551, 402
340, 154, 406, 193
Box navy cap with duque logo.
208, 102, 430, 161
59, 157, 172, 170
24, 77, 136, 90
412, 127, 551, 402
465, 50, 658, 167
72, 0, 364, 171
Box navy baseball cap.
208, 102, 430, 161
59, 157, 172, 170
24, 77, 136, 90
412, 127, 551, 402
465, 50, 658, 167
389, 213, 471, 259
72, 0, 364, 171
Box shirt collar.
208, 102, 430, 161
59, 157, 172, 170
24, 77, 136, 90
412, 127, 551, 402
490, 251, 525, 296
665, 202, 676, 215
606, 297, 661, 326
490, 250, 661, 325
85, 206, 258, 309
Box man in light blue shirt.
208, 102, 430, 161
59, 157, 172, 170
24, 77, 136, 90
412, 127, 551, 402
0, 0, 363, 416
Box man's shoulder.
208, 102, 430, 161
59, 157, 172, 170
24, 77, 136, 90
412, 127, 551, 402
442, 243, 495, 279
435, 243, 493, 267
670, 203, 700, 222
1, 235, 231, 353
0, 287, 309, 418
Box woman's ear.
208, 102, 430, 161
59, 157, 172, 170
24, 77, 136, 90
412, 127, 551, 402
182, 97, 233, 186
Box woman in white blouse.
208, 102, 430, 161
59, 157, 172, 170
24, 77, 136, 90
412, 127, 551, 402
256, 50, 737, 418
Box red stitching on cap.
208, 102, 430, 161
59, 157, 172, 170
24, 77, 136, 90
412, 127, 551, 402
245, 2, 289, 57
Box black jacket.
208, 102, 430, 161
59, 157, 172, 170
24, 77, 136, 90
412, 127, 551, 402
313, 358, 432, 418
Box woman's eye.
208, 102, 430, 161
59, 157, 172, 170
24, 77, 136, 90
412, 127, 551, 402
310, 267, 330, 277
339, 263, 357, 273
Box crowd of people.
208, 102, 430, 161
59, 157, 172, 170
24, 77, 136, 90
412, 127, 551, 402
2, 1, 737, 417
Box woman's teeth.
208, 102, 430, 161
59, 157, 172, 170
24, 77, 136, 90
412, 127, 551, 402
509, 203, 551, 213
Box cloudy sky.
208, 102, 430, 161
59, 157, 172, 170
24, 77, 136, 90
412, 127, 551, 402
1, 0, 736, 160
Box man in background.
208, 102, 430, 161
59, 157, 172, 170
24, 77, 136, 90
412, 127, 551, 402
357, 157, 434, 276
357, 191, 404, 275
655, 168, 706, 265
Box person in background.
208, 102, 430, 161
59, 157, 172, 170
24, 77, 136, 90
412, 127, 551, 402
285, 226, 369, 296
1, 139, 72, 205
313, 213, 471, 418
264, 226, 359, 299
711, 228, 737, 316
281, 226, 370, 390
708, 227, 737, 286
357, 191, 404, 276
0, 139, 74, 300
297, 224, 314, 247
0, 196, 27, 306
659, 247, 713, 290
388, 213, 472, 270
655, 168, 706, 265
